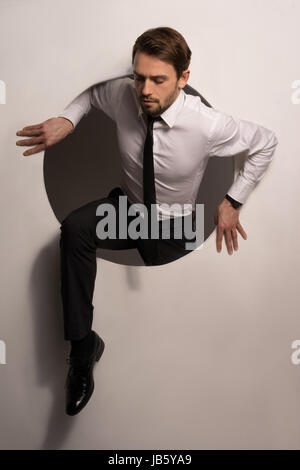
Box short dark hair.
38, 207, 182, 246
132, 26, 192, 81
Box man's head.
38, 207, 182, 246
132, 26, 191, 117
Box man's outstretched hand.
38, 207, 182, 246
16, 117, 74, 156
214, 198, 247, 255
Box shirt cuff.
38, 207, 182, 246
57, 103, 86, 130
226, 173, 256, 204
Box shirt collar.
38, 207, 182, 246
137, 88, 185, 128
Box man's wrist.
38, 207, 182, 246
225, 194, 243, 209
57, 116, 75, 134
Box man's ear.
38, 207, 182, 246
178, 69, 190, 89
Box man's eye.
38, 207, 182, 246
134, 77, 164, 84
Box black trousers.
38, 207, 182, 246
59, 186, 196, 340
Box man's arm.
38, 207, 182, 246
57, 77, 124, 131
16, 77, 125, 155
207, 110, 278, 254
208, 111, 279, 204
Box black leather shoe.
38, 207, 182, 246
65, 331, 105, 416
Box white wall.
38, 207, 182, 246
1, 0, 299, 450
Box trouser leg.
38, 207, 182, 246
149, 211, 197, 266
59, 187, 197, 339
59, 188, 137, 341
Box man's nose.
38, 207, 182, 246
141, 80, 153, 96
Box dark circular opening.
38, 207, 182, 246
44, 74, 234, 266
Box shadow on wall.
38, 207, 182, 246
43, 74, 234, 266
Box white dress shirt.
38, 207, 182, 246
58, 76, 278, 221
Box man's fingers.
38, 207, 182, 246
231, 227, 238, 251
224, 229, 233, 255
17, 123, 44, 132
22, 143, 47, 156
16, 136, 43, 147
216, 224, 224, 252
236, 222, 247, 240
216, 225, 241, 254
16, 128, 43, 137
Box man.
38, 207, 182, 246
15, 26, 278, 416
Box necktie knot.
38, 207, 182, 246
147, 115, 161, 130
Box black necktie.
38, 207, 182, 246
143, 114, 161, 263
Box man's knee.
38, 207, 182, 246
60, 197, 113, 242
60, 205, 91, 241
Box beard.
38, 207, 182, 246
142, 83, 180, 117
